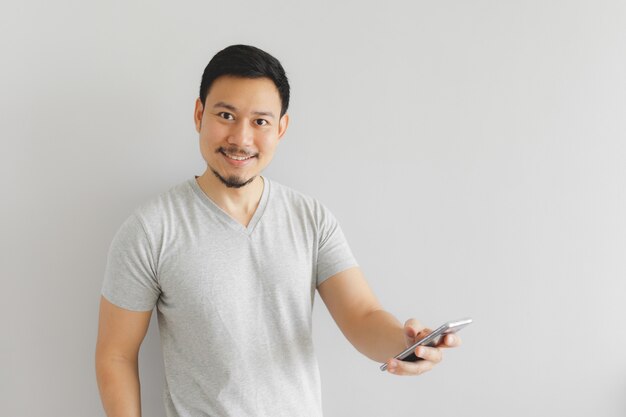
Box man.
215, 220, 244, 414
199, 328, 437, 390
95, 44, 461, 417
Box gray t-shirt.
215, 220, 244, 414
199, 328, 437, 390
101, 176, 358, 417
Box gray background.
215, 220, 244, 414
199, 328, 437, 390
2, 0, 625, 416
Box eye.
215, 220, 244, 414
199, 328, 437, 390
218, 112, 234, 120
255, 119, 269, 126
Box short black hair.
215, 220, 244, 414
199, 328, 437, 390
199, 44, 290, 117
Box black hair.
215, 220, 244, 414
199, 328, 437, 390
199, 44, 290, 117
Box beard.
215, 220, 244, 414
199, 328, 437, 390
209, 166, 256, 189
208, 145, 258, 188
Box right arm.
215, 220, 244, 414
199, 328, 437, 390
95, 295, 153, 417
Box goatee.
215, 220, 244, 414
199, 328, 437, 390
210, 167, 256, 189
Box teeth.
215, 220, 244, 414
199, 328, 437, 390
224, 152, 252, 161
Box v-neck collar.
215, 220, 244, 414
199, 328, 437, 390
189, 175, 270, 236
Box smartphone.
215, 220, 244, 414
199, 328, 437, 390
380, 317, 472, 371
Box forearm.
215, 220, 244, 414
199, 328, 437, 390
348, 309, 406, 363
96, 356, 142, 417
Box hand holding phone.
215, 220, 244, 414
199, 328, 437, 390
380, 317, 472, 371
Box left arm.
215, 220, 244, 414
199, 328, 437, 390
317, 266, 461, 375
317, 267, 405, 363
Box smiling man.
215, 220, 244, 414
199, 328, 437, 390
95, 44, 461, 417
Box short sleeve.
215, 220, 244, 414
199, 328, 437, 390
315, 205, 359, 287
101, 213, 161, 311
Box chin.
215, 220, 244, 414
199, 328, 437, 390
211, 168, 257, 189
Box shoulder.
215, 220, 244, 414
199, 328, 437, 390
267, 177, 322, 210
268, 177, 316, 204
132, 178, 194, 224
111, 178, 195, 243
266, 177, 339, 225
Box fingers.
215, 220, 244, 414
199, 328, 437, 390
385, 346, 442, 376
403, 318, 425, 337
439, 333, 462, 348
415, 345, 443, 363
392, 319, 463, 377
386, 357, 434, 376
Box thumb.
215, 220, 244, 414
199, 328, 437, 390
403, 318, 423, 340
405, 326, 417, 338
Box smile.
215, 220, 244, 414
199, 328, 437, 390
221, 151, 256, 161
219, 150, 257, 167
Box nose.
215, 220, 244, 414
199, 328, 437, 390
227, 120, 254, 147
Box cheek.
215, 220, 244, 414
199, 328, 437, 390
256, 131, 279, 152
257, 144, 276, 159
203, 123, 226, 141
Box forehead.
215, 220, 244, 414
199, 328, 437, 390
205, 76, 282, 112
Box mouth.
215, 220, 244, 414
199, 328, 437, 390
221, 151, 255, 161
219, 149, 257, 166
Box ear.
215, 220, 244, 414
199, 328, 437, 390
277, 113, 290, 141
194, 98, 204, 133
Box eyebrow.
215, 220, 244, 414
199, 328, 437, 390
213, 101, 276, 119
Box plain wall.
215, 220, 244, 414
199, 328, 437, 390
2, 1, 625, 416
